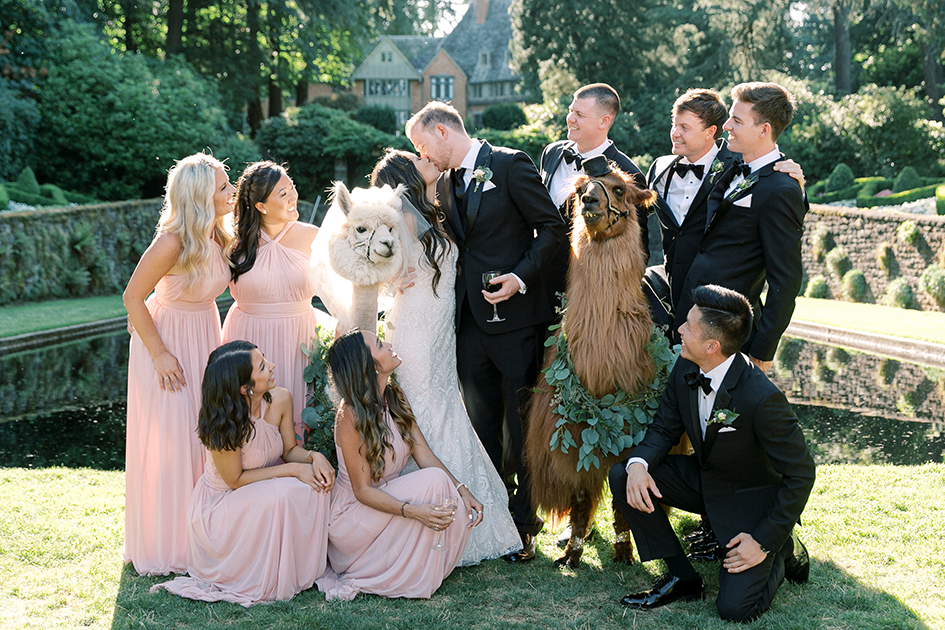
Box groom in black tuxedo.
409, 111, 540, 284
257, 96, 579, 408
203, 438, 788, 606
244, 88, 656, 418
539, 83, 650, 304
673, 82, 808, 373
406, 101, 565, 562
609, 284, 815, 622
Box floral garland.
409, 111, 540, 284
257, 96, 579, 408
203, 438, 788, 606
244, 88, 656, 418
542, 320, 679, 471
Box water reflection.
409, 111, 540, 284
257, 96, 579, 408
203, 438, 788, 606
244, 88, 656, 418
1, 333, 943, 469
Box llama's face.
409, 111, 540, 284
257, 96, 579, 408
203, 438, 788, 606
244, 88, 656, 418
327, 182, 406, 286
572, 168, 656, 240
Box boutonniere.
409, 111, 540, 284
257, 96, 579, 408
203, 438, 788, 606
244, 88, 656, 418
726, 175, 758, 200
472, 166, 493, 192
707, 158, 724, 183
708, 408, 739, 427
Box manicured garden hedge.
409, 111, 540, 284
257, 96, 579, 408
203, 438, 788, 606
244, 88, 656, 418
0, 200, 162, 306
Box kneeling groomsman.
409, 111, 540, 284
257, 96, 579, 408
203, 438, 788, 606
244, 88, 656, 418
609, 284, 815, 622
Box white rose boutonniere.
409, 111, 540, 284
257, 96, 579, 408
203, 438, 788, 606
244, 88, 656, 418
472, 166, 493, 192
726, 175, 758, 201
707, 157, 724, 184
709, 408, 739, 427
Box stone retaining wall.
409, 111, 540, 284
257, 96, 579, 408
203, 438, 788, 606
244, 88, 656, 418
802, 204, 945, 311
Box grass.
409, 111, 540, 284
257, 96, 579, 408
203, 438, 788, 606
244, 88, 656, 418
0, 295, 127, 337
792, 297, 945, 345
1, 465, 942, 629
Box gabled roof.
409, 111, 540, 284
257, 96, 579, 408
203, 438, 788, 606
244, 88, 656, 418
441, 0, 519, 84
387, 35, 443, 72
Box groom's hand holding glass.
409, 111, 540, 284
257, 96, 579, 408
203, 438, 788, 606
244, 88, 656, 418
481, 273, 521, 304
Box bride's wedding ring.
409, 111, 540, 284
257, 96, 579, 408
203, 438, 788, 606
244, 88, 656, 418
434, 525, 439, 531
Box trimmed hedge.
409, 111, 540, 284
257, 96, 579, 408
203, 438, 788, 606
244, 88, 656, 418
855, 176, 945, 208
0, 199, 162, 305
937, 184, 945, 215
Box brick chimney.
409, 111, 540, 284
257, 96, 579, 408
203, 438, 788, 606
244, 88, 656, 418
476, 0, 489, 24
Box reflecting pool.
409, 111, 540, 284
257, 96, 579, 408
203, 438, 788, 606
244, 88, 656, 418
1, 332, 943, 470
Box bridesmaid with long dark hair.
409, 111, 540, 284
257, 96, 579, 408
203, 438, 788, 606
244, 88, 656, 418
315, 329, 482, 601
222, 161, 335, 446
152, 340, 333, 606
123, 153, 234, 575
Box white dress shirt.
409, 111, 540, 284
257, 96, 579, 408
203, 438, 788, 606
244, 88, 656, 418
723, 146, 781, 198
549, 139, 613, 207
663, 144, 720, 226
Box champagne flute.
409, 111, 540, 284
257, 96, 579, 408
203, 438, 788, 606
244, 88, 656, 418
482, 271, 506, 323
430, 495, 458, 551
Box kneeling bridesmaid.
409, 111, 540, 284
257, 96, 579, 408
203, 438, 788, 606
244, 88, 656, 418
316, 329, 482, 601
152, 340, 334, 606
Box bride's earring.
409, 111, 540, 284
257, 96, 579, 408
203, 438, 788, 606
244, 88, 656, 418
249, 389, 254, 396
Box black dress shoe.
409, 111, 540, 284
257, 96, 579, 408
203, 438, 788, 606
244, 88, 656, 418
503, 533, 536, 563
688, 537, 719, 555
687, 548, 721, 562
620, 574, 704, 609
683, 521, 712, 543
784, 530, 810, 584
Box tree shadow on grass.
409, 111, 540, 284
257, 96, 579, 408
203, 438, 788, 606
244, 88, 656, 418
109, 523, 930, 630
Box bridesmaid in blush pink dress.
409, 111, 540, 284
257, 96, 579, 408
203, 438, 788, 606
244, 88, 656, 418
222, 161, 335, 446
123, 153, 235, 575
151, 341, 334, 606
315, 330, 482, 601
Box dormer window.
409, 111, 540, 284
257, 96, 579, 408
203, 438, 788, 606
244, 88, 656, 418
381, 52, 393, 62
480, 52, 490, 66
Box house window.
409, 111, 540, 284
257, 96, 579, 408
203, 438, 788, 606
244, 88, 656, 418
430, 75, 454, 101
480, 52, 490, 65
367, 79, 407, 97
380, 52, 393, 62
471, 84, 483, 99
489, 82, 505, 97
395, 110, 410, 129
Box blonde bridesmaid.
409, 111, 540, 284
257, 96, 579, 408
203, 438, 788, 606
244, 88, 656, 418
123, 153, 234, 575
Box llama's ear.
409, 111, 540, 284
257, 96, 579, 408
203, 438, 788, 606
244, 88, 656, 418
333, 181, 353, 216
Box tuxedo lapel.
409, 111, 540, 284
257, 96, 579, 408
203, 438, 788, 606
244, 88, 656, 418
543, 142, 569, 188
706, 158, 778, 234
682, 370, 706, 461
464, 142, 493, 237
702, 357, 745, 459
648, 155, 682, 230
437, 173, 464, 243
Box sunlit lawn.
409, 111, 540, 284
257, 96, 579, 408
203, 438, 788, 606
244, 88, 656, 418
1, 465, 942, 629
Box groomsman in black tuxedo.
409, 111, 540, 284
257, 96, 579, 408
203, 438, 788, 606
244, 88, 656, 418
539, 83, 649, 304
645, 89, 734, 335
406, 101, 564, 562
674, 82, 808, 373
609, 284, 815, 621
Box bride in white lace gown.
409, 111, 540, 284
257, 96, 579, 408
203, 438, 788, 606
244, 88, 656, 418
372, 150, 521, 565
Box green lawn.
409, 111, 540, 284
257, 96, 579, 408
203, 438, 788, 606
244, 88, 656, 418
793, 297, 945, 345
0, 295, 127, 337
1, 465, 941, 629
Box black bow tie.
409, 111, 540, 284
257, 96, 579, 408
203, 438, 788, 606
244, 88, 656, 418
674, 162, 704, 180
731, 159, 752, 178
685, 371, 713, 395
562, 147, 583, 170
453, 167, 467, 201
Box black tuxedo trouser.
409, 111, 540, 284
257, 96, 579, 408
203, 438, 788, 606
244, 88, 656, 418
609, 456, 790, 622
456, 298, 544, 536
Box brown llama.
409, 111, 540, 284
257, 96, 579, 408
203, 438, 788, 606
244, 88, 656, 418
525, 156, 668, 568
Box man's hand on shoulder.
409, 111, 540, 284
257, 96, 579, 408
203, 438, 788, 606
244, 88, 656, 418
749, 355, 772, 372
626, 462, 661, 513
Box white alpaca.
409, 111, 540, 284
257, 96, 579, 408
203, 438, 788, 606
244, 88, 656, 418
325, 182, 406, 332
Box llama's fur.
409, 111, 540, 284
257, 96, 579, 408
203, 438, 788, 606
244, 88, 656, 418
525, 164, 658, 567
326, 182, 406, 331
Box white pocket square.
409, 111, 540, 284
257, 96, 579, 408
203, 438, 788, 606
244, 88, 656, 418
482, 180, 497, 192
718, 426, 737, 433
732, 194, 752, 207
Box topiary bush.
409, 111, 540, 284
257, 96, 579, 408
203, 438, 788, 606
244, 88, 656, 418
810, 223, 833, 262
920, 264, 945, 309
841, 269, 868, 302
355, 105, 398, 135
825, 247, 851, 279
876, 241, 894, 275
481, 103, 528, 131
805, 275, 830, 299
825, 162, 856, 192
937, 184, 945, 215
897, 220, 920, 246
881, 278, 917, 309
17, 167, 41, 196
893, 166, 922, 193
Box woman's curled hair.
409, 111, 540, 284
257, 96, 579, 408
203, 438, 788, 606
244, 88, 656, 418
198, 340, 271, 451
328, 329, 415, 484
230, 161, 286, 282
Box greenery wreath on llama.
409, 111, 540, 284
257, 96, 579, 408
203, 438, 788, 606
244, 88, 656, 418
542, 319, 679, 472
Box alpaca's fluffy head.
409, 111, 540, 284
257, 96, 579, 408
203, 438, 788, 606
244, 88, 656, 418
327, 182, 406, 286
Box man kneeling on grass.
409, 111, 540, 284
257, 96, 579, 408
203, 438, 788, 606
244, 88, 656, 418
609, 284, 815, 622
